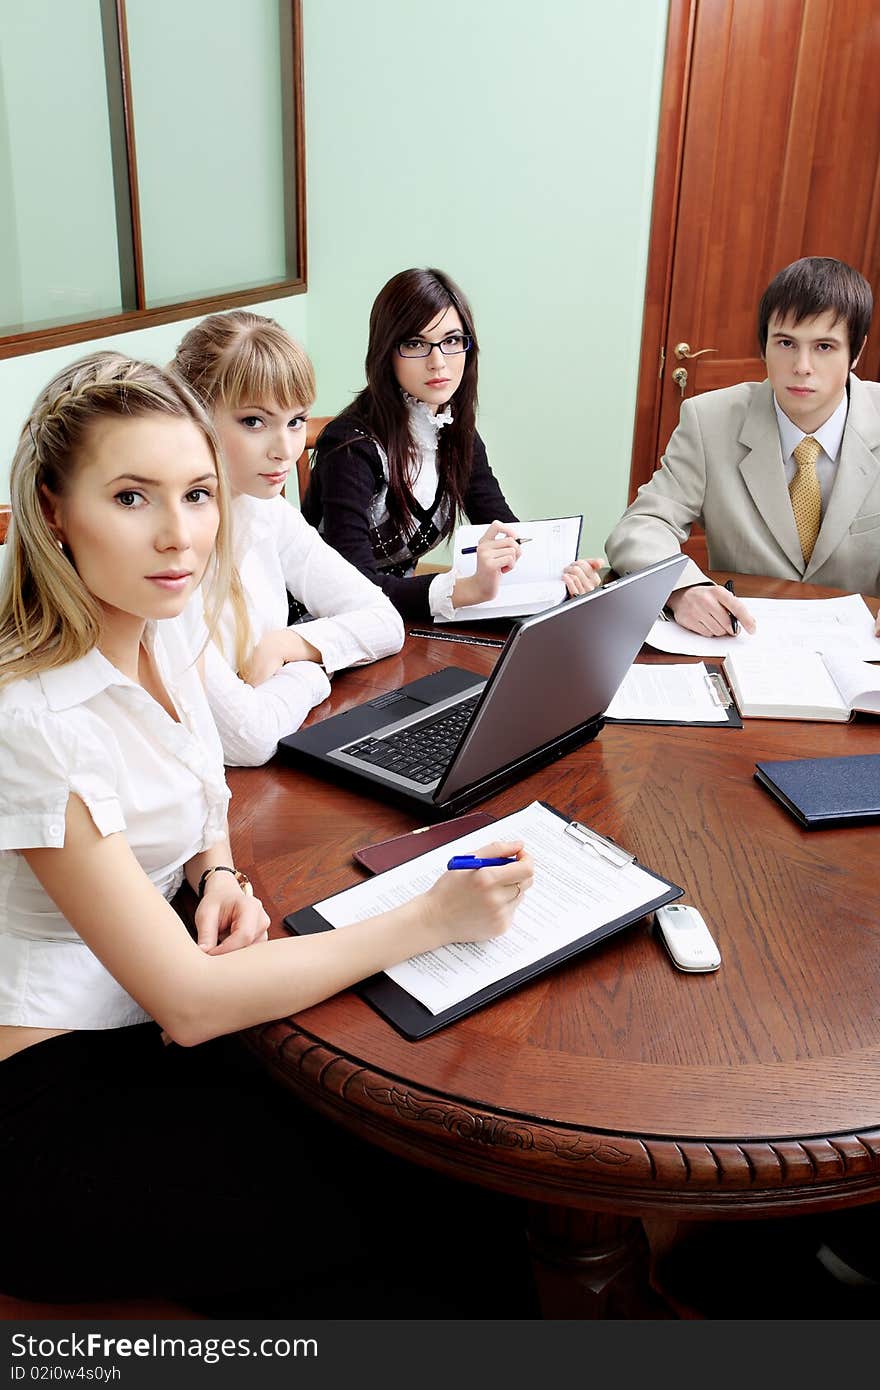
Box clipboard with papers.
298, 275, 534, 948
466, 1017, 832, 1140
282, 800, 683, 1040
603, 661, 743, 728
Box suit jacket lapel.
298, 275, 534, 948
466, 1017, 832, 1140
806, 375, 880, 578
738, 380, 805, 573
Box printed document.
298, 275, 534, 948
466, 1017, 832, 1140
645, 594, 880, 660
312, 800, 666, 1014
604, 661, 728, 722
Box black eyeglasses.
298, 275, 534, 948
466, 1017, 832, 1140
397, 333, 473, 359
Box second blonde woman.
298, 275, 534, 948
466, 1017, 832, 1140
172, 311, 404, 765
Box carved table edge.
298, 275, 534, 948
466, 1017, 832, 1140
243, 1021, 880, 1213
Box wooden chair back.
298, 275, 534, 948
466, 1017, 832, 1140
297, 416, 333, 505
0, 504, 10, 544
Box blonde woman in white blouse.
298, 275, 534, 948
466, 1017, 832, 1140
0, 352, 533, 1314
171, 310, 404, 766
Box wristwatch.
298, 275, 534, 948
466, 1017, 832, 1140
197, 865, 253, 899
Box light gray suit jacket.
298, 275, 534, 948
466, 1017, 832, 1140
606, 376, 880, 596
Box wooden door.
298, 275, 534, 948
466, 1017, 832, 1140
631, 0, 880, 498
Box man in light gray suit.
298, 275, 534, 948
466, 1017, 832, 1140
606, 258, 880, 636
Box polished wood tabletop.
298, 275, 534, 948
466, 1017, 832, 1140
230, 574, 880, 1315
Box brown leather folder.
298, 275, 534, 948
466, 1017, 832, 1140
353, 812, 496, 874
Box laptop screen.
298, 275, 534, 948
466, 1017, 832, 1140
437, 555, 687, 802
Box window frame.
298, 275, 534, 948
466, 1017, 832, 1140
0, 0, 306, 361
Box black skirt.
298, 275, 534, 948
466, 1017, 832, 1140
0, 1023, 534, 1317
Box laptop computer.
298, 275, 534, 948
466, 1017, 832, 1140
278, 554, 688, 818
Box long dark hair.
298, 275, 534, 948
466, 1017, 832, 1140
330, 267, 480, 538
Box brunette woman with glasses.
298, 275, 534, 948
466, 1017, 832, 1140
303, 267, 602, 621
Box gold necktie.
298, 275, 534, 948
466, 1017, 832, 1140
789, 435, 822, 564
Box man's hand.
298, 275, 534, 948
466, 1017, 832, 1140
667, 583, 756, 637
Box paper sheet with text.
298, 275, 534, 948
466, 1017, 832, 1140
645, 594, 880, 660
604, 661, 728, 722
313, 801, 666, 1015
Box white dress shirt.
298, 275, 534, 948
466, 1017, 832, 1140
0, 622, 229, 1030
774, 391, 848, 513
178, 494, 404, 766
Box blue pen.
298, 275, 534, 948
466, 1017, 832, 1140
447, 854, 518, 869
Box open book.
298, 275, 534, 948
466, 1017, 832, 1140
441, 515, 583, 621
724, 649, 880, 721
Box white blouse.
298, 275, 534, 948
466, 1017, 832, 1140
0, 622, 229, 1030
178, 494, 404, 767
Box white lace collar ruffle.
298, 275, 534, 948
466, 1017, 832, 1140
402, 390, 453, 450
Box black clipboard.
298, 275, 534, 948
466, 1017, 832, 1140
603, 662, 743, 728
282, 801, 683, 1041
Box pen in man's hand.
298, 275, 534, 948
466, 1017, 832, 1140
724, 579, 739, 634
460, 537, 533, 556
447, 854, 518, 869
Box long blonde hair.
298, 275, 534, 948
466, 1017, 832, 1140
0, 352, 232, 688
172, 310, 316, 673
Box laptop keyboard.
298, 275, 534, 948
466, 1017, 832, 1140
341, 695, 481, 785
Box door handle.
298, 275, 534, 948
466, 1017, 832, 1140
674, 342, 718, 360
672, 366, 688, 396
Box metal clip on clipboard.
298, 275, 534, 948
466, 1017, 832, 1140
563, 820, 634, 867
704, 669, 733, 709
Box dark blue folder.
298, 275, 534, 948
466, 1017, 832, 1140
754, 754, 880, 829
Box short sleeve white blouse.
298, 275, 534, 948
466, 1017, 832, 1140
0, 622, 229, 1030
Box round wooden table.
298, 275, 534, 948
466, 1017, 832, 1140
230, 575, 880, 1316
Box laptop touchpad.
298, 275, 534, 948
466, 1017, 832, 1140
368, 692, 431, 719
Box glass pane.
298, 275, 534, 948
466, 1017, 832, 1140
126, 0, 294, 308
0, 0, 124, 335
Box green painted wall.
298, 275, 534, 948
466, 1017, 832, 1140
1, 0, 669, 560
0, 0, 121, 330
0, 297, 306, 494
125, 0, 289, 305
303, 0, 669, 558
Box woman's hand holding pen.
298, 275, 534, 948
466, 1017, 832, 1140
452, 520, 522, 609
418, 841, 533, 947
667, 582, 756, 637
